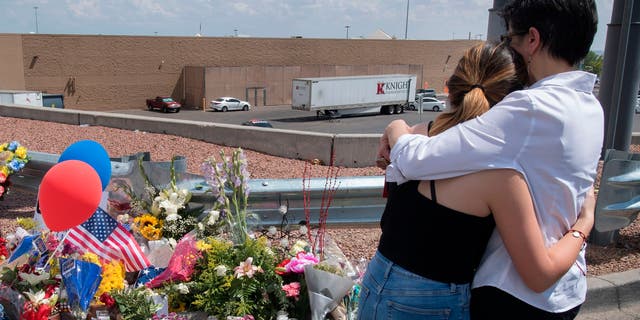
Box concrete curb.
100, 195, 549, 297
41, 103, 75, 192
580, 268, 640, 316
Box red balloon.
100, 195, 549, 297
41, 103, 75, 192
39, 160, 102, 231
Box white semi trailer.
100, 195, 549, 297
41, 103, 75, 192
291, 74, 417, 118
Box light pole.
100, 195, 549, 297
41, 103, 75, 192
33, 6, 39, 34
404, 0, 409, 39
234, 28, 238, 37
345, 25, 350, 39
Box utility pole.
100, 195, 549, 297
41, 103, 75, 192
34, 6, 39, 34
404, 0, 409, 39
345, 25, 350, 39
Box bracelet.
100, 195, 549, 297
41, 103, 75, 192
566, 229, 588, 242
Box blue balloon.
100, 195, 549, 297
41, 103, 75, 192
58, 140, 111, 190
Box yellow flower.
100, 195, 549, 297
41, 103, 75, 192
15, 146, 28, 159
16, 217, 37, 231
196, 240, 212, 251
0, 166, 8, 176
133, 214, 163, 240
81, 252, 100, 265
95, 260, 125, 298
0, 143, 7, 151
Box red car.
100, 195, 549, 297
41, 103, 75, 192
146, 96, 181, 113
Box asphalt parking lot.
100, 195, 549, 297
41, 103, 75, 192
115, 104, 442, 134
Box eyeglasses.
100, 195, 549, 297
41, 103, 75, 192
500, 31, 527, 46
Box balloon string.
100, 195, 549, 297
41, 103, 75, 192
43, 231, 69, 270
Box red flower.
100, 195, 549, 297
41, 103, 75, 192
18, 263, 33, 274
43, 284, 57, 299
99, 292, 116, 308
0, 172, 6, 184
0, 237, 8, 259
21, 302, 52, 320
275, 258, 291, 275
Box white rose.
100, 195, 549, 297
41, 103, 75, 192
174, 283, 189, 294
165, 213, 180, 221
268, 226, 277, 236
299, 225, 308, 234
278, 205, 288, 215
279, 238, 289, 248
207, 210, 220, 225
214, 265, 228, 277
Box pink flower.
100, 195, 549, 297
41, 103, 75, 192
234, 257, 263, 279
285, 252, 319, 273
0, 172, 6, 184
282, 282, 301, 298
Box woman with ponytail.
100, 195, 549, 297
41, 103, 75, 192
357, 42, 595, 320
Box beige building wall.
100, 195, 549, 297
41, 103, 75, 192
0, 34, 26, 90
11, 33, 480, 111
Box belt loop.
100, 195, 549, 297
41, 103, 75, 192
383, 258, 393, 280
450, 283, 456, 293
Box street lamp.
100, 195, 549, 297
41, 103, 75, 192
404, 0, 409, 39
33, 6, 39, 34
345, 25, 350, 39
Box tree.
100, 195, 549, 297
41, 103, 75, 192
582, 51, 603, 76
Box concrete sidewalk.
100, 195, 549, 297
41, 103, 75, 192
577, 268, 640, 319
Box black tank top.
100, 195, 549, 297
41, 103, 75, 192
378, 180, 495, 284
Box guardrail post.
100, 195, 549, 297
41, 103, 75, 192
593, 149, 640, 245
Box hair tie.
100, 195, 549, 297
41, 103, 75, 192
469, 84, 485, 92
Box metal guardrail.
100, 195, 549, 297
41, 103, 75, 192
12, 152, 386, 227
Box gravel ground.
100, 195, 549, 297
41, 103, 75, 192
0, 117, 639, 276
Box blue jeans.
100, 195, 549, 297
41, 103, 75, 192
356, 251, 470, 320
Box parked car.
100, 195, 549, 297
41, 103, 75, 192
242, 119, 273, 128
146, 96, 181, 113
411, 96, 446, 112
210, 97, 251, 112
416, 88, 437, 98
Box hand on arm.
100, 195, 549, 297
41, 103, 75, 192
487, 170, 593, 293
377, 120, 427, 169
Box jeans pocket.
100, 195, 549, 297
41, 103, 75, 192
387, 300, 451, 320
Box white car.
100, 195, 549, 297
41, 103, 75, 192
412, 96, 446, 112
209, 97, 251, 112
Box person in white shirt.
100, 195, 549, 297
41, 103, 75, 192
378, 0, 602, 319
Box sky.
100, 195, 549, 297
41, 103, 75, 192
0, 0, 613, 52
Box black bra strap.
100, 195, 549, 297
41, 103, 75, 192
430, 180, 437, 203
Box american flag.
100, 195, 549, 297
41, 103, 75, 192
66, 207, 150, 272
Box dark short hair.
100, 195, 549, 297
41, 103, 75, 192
501, 0, 598, 66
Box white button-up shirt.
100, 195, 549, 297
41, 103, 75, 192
387, 71, 604, 312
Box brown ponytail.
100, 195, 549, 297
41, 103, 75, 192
429, 43, 524, 136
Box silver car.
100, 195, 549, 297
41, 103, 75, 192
209, 97, 251, 112
411, 96, 446, 112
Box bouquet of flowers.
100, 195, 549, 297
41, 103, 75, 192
0, 141, 30, 200
112, 156, 203, 245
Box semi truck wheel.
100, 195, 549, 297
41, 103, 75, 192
381, 105, 394, 115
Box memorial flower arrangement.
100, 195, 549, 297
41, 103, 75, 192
0, 141, 30, 200
0, 146, 361, 320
